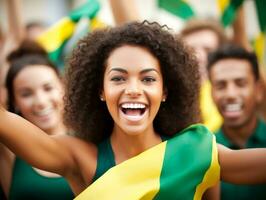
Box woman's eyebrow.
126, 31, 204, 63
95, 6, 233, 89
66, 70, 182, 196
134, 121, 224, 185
140, 68, 160, 74
107, 67, 160, 74
107, 67, 127, 74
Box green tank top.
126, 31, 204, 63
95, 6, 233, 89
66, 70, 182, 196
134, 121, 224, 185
92, 135, 169, 182
9, 157, 74, 200
75, 124, 220, 200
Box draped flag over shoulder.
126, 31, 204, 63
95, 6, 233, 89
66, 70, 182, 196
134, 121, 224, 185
36, 0, 105, 70
75, 124, 220, 200
158, 0, 195, 20
254, 0, 266, 64
217, 0, 245, 27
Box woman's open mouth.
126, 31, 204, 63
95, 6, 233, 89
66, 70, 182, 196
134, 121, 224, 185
120, 103, 148, 122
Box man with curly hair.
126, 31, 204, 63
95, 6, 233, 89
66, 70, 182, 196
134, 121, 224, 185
0, 22, 266, 200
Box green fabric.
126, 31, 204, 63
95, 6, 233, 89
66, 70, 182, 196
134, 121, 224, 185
69, 0, 100, 22
92, 137, 116, 182
92, 135, 169, 182
9, 157, 74, 200
215, 119, 266, 200
255, 0, 266, 32
158, 0, 195, 20
221, 0, 245, 27
47, 0, 100, 70
47, 43, 67, 72
154, 124, 214, 199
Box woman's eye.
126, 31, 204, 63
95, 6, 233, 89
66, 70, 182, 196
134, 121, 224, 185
110, 76, 125, 82
142, 77, 156, 83
20, 92, 32, 98
44, 86, 54, 92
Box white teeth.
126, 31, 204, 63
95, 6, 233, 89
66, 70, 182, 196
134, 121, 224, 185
34, 108, 53, 116
121, 103, 146, 109
225, 104, 242, 112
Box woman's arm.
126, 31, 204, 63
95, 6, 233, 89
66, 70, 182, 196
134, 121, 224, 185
0, 143, 14, 197
218, 144, 266, 184
203, 182, 220, 200
231, 5, 251, 51
0, 0, 26, 108
0, 107, 75, 176
109, 0, 141, 26
6, 0, 25, 41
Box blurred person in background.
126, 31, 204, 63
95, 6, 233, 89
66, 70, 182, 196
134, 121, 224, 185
208, 44, 266, 200
180, 6, 252, 133
0, 0, 25, 108
0, 40, 74, 200
25, 21, 47, 41
180, 18, 227, 84
180, 18, 226, 133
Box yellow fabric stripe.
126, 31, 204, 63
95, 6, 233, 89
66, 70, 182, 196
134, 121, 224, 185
254, 32, 265, 64
217, 0, 230, 13
37, 17, 75, 52
90, 18, 106, 31
200, 81, 223, 132
75, 142, 166, 200
193, 135, 220, 200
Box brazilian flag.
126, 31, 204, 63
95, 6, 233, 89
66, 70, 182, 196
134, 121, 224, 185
217, 0, 245, 27
254, 0, 266, 64
158, 0, 195, 20
75, 125, 220, 200
37, 0, 104, 70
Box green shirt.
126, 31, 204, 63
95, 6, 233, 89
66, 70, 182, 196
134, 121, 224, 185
9, 157, 74, 200
215, 119, 266, 200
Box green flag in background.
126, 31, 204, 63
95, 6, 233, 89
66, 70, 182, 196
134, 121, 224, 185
255, 0, 266, 32
37, 0, 104, 70
254, 0, 266, 64
158, 0, 195, 20
217, 0, 245, 27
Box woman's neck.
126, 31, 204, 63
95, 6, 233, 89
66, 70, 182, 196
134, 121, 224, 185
110, 126, 162, 164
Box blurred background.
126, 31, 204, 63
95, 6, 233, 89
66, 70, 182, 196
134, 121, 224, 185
0, 0, 265, 69
0, 0, 261, 37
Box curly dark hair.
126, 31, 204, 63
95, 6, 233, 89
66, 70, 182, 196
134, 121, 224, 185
64, 21, 200, 144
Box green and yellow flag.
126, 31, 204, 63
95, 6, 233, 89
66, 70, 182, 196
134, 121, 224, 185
37, 0, 104, 69
217, 0, 245, 27
158, 0, 195, 20
75, 124, 220, 200
254, 0, 266, 64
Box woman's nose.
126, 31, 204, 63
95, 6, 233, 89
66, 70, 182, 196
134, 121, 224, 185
124, 81, 142, 97
33, 91, 48, 107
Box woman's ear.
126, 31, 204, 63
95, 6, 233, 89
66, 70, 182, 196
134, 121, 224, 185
100, 96, 105, 101
99, 91, 105, 101
162, 88, 168, 102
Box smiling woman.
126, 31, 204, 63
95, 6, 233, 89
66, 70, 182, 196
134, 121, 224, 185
0, 40, 74, 199
101, 45, 166, 140
0, 22, 266, 200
